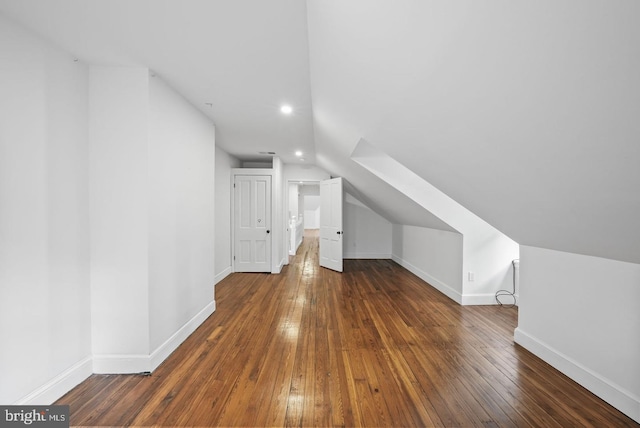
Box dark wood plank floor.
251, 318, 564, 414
57, 230, 638, 427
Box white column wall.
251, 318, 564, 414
215, 147, 241, 284
89, 67, 151, 364
148, 76, 216, 353
273, 157, 286, 272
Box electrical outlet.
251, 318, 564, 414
468, 271, 475, 282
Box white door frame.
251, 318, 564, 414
285, 179, 321, 256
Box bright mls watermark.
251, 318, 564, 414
0, 406, 68, 427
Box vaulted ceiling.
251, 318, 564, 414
1, 0, 639, 263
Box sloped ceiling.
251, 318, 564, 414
1, 1, 639, 263
307, 1, 640, 264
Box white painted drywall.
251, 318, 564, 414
352, 139, 519, 304
215, 147, 241, 283
283, 164, 330, 182
148, 75, 216, 353
288, 183, 299, 220
90, 67, 218, 372
392, 225, 464, 302
273, 157, 286, 272
516, 246, 640, 423
344, 194, 392, 258
300, 184, 320, 196
304, 209, 320, 229
283, 164, 329, 232
0, 15, 92, 404
307, 1, 640, 265
304, 195, 321, 229
89, 66, 151, 360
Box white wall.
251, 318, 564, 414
515, 246, 640, 423
392, 225, 464, 302
0, 15, 92, 404
273, 157, 286, 272
344, 194, 392, 258
148, 75, 216, 354
304, 196, 320, 229
90, 68, 217, 374
283, 164, 330, 182
284, 164, 329, 231
215, 147, 241, 283
288, 183, 299, 220
352, 139, 520, 304
89, 67, 151, 366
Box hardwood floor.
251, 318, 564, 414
57, 231, 638, 427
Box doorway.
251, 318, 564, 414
233, 174, 272, 272
287, 177, 344, 272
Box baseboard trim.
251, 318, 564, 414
515, 327, 640, 423
272, 257, 286, 274
92, 354, 150, 374
391, 255, 462, 304
15, 357, 93, 405
461, 293, 500, 305
215, 266, 232, 284
94, 300, 216, 374
150, 300, 216, 371
344, 252, 392, 259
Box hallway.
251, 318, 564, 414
57, 231, 637, 426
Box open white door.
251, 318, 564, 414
319, 177, 343, 272
234, 175, 272, 272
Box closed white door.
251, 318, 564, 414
234, 175, 272, 272
319, 177, 343, 272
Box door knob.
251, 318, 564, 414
266, 230, 270, 234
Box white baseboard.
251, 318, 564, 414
15, 357, 93, 405
461, 293, 500, 305
515, 328, 640, 423
461, 292, 518, 306
150, 300, 215, 371
93, 300, 216, 374
92, 354, 151, 374
215, 266, 232, 284
344, 252, 392, 259
392, 255, 462, 304
272, 257, 286, 274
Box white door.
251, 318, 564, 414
319, 177, 343, 272
234, 175, 272, 272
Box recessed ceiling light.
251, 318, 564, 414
280, 104, 293, 115
295, 150, 303, 157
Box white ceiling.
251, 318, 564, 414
1, 0, 639, 263
0, 0, 316, 165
